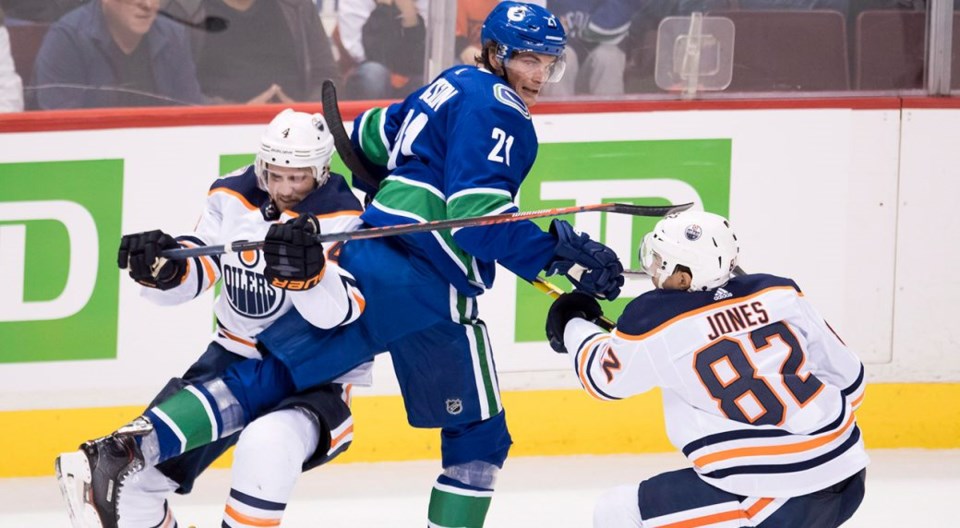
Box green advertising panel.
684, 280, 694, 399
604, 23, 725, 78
514, 139, 731, 341
0, 160, 123, 362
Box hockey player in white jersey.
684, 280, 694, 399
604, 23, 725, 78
546, 210, 868, 527
55, 108, 369, 528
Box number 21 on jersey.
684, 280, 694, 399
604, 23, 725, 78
487, 127, 514, 165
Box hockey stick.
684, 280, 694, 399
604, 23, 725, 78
531, 278, 616, 331
158, 10, 229, 32
320, 80, 383, 194
160, 201, 694, 259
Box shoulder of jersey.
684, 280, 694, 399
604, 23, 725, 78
616, 273, 801, 337
209, 165, 269, 208
293, 172, 363, 216
443, 66, 531, 120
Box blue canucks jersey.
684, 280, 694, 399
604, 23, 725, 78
351, 65, 557, 296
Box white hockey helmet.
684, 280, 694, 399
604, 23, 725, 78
639, 210, 740, 291
254, 108, 335, 191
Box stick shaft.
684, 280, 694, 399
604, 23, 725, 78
531, 278, 616, 331
160, 202, 693, 259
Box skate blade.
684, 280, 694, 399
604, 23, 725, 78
56, 451, 103, 528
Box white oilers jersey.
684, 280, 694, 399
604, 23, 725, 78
563, 274, 868, 497
141, 167, 371, 383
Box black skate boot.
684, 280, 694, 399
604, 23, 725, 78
55, 417, 153, 528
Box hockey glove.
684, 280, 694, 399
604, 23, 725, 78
545, 219, 625, 301
264, 213, 325, 290
545, 292, 603, 353
117, 230, 187, 290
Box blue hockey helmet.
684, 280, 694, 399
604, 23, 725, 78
481, 2, 567, 64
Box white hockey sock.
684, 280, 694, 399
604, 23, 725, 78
117, 466, 180, 528
222, 408, 319, 527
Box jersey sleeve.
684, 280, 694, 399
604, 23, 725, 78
444, 94, 556, 280
280, 189, 366, 330
795, 295, 866, 410
140, 186, 226, 306
287, 261, 365, 329
562, 317, 660, 401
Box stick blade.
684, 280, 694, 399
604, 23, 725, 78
608, 202, 694, 217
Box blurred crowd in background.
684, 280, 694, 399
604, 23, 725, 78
0, 0, 957, 113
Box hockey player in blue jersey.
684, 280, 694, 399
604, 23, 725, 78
546, 210, 868, 527
62, 3, 624, 527
55, 109, 370, 528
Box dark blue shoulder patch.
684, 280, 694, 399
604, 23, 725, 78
615, 273, 800, 336
209, 166, 270, 208
293, 173, 363, 215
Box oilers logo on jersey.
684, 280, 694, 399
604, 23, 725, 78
221, 250, 285, 319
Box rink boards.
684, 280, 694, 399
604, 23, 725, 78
1, 99, 958, 477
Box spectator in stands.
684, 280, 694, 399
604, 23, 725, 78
164, 0, 340, 104
32, 0, 204, 109
0, 0, 83, 23
0, 6, 24, 111
542, 0, 644, 97
456, 0, 498, 65
337, 0, 426, 100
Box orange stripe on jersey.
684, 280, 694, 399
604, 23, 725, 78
351, 290, 366, 313
219, 326, 256, 348
746, 498, 775, 517
614, 286, 802, 342
223, 505, 281, 527
659, 510, 741, 528
179, 240, 217, 291
693, 413, 856, 468
656, 497, 775, 528
577, 335, 611, 400
330, 424, 354, 450
851, 392, 865, 409
210, 187, 258, 211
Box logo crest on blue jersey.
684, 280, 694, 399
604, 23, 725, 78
446, 399, 463, 415
685, 224, 702, 241
493, 84, 530, 119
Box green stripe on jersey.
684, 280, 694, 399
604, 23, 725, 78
375, 178, 479, 283
153, 389, 214, 452
358, 107, 390, 166
428, 487, 492, 528
447, 191, 513, 219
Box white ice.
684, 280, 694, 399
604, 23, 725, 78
1, 449, 956, 527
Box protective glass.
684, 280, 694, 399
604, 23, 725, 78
506, 53, 567, 83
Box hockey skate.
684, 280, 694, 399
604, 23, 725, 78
55, 417, 153, 528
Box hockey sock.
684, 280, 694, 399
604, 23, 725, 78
222, 408, 320, 527
427, 474, 494, 528
116, 466, 180, 528
223, 489, 285, 528
144, 379, 244, 463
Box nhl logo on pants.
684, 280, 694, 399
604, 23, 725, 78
446, 399, 463, 415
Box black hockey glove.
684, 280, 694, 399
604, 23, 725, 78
545, 219, 625, 301
263, 213, 325, 290
117, 230, 186, 290
545, 292, 604, 354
